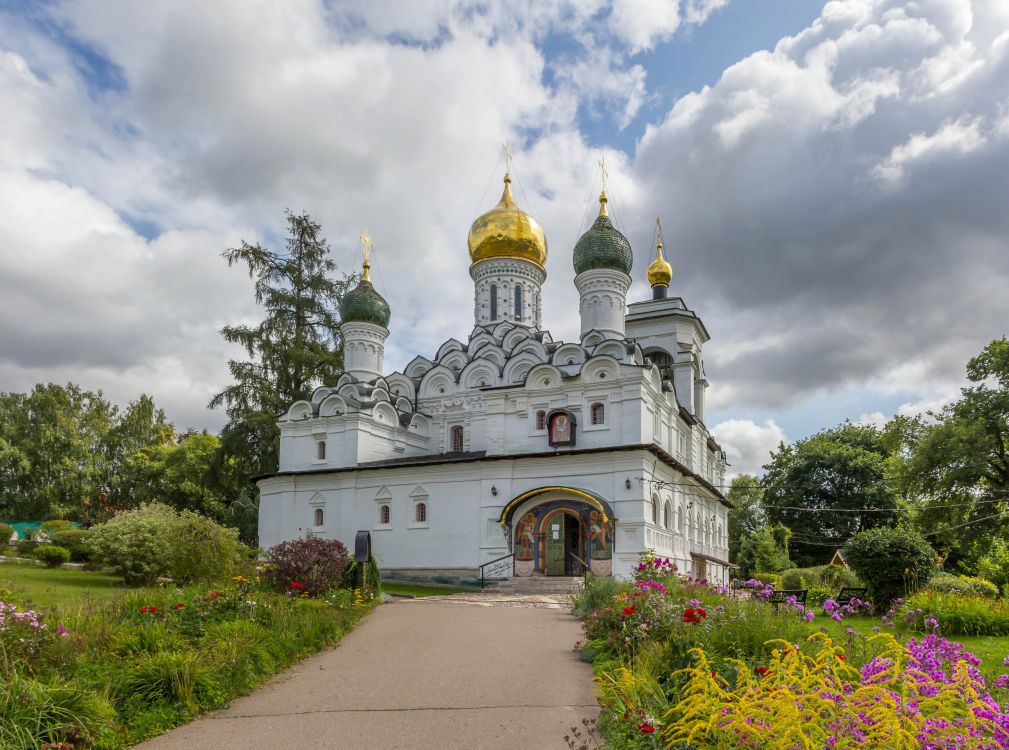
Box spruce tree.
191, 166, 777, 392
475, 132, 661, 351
210, 211, 354, 479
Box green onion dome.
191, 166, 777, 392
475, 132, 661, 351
572, 192, 633, 275
339, 258, 391, 328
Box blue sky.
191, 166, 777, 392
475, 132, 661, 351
0, 0, 1007, 475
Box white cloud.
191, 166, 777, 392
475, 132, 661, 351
873, 115, 987, 183
710, 418, 787, 478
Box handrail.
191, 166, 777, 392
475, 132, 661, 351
479, 552, 515, 590
570, 552, 589, 581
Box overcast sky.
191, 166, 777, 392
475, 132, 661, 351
1, 0, 1007, 477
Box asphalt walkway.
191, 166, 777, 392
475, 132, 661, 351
133, 594, 597, 750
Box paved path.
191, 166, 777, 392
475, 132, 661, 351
134, 594, 597, 750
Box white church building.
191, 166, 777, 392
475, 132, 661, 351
257, 173, 732, 583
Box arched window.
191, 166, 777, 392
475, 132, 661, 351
677, 504, 684, 533
514, 285, 522, 318
591, 402, 605, 425
490, 283, 497, 320
317, 441, 326, 460
314, 508, 324, 526
650, 495, 659, 525
379, 504, 390, 525
663, 501, 672, 529
415, 502, 427, 523
535, 410, 546, 430
450, 425, 464, 452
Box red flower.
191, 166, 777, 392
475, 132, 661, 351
210, 592, 222, 598
623, 605, 636, 616
754, 666, 768, 676
638, 723, 655, 734
290, 582, 305, 590
174, 603, 185, 610
139, 606, 157, 614
682, 607, 704, 624
836, 653, 845, 661
697, 607, 707, 619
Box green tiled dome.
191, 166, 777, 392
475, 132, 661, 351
339, 280, 391, 328
573, 214, 633, 275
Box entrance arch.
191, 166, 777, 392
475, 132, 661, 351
502, 486, 615, 577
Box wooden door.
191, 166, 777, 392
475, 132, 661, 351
545, 516, 566, 575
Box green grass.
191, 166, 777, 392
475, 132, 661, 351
0, 560, 124, 607
813, 613, 1009, 671
381, 582, 474, 597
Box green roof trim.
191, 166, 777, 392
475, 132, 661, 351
339, 280, 391, 327
572, 214, 633, 275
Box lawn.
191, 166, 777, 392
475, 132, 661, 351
0, 559, 125, 607
381, 581, 475, 597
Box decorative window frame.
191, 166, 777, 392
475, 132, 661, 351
409, 485, 430, 529
529, 404, 549, 436
374, 486, 393, 531
583, 398, 610, 432
309, 492, 326, 533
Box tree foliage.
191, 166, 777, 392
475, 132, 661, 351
899, 338, 1009, 568
762, 422, 901, 567
726, 474, 764, 563
210, 211, 354, 480
842, 526, 939, 606
736, 524, 792, 578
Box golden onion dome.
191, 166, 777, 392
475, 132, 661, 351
647, 236, 673, 288
468, 174, 547, 271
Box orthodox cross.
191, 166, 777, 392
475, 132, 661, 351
359, 229, 373, 280
502, 141, 513, 175
656, 217, 664, 247
598, 154, 608, 191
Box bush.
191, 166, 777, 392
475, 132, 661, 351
751, 572, 783, 589
572, 574, 632, 619
0, 522, 13, 546
0, 672, 116, 750
779, 565, 862, 592
88, 503, 179, 585
264, 538, 349, 596
958, 575, 999, 598
34, 545, 71, 568
14, 540, 37, 558
169, 512, 245, 584
843, 527, 939, 606
905, 590, 1009, 636
49, 528, 93, 563
41, 519, 75, 534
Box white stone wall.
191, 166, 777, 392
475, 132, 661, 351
258, 447, 728, 582
470, 257, 545, 328
575, 268, 631, 340
341, 322, 388, 380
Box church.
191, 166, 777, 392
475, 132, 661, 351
257, 170, 732, 583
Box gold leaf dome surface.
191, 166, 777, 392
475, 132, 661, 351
468, 175, 547, 271
647, 240, 673, 287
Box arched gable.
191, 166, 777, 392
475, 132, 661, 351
593, 339, 629, 361
370, 401, 399, 427
438, 349, 470, 373
551, 343, 586, 367
501, 351, 542, 385
525, 363, 563, 390
407, 413, 432, 437
385, 372, 415, 401
336, 373, 358, 388
502, 326, 533, 352
418, 364, 457, 398
467, 331, 496, 355
581, 330, 608, 348
510, 338, 548, 361
394, 396, 413, 413
473, 344, 506, 368
337, 383, 362, 402
318, 394, 348, 417
310, 386, 333, 405
286, 400, 314, 421
460, 359, 499, 389
404, 356, 435, 379
580, 355, 621, 383
492, 320, 516, 341
435, 338, 465, 360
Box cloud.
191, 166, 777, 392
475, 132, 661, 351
710, 418, 787, 478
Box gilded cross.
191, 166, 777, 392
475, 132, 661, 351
598, 154, 608, 191
656, 217, 663, 247
359, 229, 373, 263
502, 141, 513, 175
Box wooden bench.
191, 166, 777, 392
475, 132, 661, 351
835, 587, 868, 607
766, 589, 808, 611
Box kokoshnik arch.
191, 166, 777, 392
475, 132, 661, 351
256, 170, 733, 582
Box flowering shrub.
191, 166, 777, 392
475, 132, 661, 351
667, 632, 1009, 748
632, 552, 677, 583
822, 595, 873, 621
0, 600, 64, 662
264, 537, 350, 596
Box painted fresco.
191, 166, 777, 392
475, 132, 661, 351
588, 509, 612, 559
515, 512, 536, 561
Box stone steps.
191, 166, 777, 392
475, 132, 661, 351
488, 576, 584, 596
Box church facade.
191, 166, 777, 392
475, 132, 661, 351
257, 174, 732, 583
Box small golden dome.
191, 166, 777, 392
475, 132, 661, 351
647, 237, 673, 288
468, 175, 547, 271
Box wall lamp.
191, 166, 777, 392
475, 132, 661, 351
625, 478, 632, 490
491, 486, 498, 496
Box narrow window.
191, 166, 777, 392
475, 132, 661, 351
379, 504, 390, 525
317, 440, 326, 460
535, 410, 546, 430
415, 502, 427, 523
677, 505, 684, 533
591, 402, 605, 425
450, 425, 464, 452
663, 502, 671, 529
314, 508, 324, 526
490, 283, 497, 320
514, 285, 522, 318
650, 496, 659, 525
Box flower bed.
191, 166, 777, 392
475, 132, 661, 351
1, 571, 376, 749
571, 553, 1009, 749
